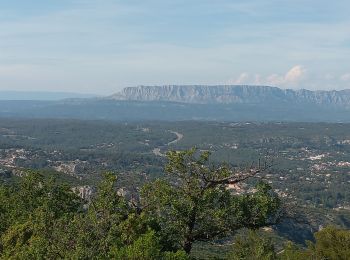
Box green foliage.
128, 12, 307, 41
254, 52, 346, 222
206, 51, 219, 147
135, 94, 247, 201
228, 231, 276, 260
0, 171, 81, 259
1, 148, 349, 259
304, 226, 350, 260
0, 168, 192, 259
110, 229, 188, 259
141, 148, 281, 254
229, 227, 350, 260
277, 242, 305, 260
111, 230, 161, 259
270, 227, 350, 260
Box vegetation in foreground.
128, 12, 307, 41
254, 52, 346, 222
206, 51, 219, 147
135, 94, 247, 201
0, 148, 349, 259
230, 227, 350, 260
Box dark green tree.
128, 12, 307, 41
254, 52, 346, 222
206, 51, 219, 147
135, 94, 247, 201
305, 226, 350, 260
0, 171, 188, 259
279, 227, 350, 260
141, 148, 281, 254
228, 230, 276, 260
0, 171, 81, 259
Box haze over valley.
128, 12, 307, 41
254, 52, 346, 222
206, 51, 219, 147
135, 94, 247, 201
1, 85, 350, 122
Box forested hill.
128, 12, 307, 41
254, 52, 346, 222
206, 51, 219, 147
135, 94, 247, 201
0, 99, 350, 122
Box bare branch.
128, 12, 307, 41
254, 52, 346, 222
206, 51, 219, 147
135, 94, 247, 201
203, 161, 274, 188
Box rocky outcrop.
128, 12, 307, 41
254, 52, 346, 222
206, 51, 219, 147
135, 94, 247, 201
72, 185, 94, 200
109, 85, 350, 108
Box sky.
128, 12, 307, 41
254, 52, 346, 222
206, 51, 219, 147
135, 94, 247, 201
0, 0, 349, 94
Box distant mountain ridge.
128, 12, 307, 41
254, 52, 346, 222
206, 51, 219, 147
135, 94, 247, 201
109, 85, 350, 108
0, 91, 97, 101
1, 85, 350, 122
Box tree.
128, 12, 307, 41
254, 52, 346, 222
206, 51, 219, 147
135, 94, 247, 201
0, 171, 188, 259
141, 148, 281, 254
304, 226, 350, 259
278, 227, 350, 260
48, 172, 188, 259
0, 171, 81, 259
228, 230, 277, 260
278, 242, 305, 260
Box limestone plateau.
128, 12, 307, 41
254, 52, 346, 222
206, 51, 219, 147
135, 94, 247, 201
109, 85, 350, 108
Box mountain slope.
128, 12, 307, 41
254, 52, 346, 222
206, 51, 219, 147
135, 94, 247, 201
109, 85, 350, 108
1, 85, 350, 122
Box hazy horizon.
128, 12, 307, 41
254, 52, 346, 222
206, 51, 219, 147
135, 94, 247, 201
2, 83, 350, 96
1, 1, 349, 94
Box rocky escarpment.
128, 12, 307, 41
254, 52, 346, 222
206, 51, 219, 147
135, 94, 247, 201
109, 85, 350, 108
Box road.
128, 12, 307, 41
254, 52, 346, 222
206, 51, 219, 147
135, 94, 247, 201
152, 130, 183, 157
167, 131, 183, 145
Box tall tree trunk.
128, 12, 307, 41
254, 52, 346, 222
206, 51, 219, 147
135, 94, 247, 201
183, 202, 198, 254
183, 238, 193, 254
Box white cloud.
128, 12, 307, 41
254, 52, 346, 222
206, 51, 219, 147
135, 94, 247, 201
254, 74, 263, 85
264, 65, 306, 86
229, 65, 306, 88
284, 65, 305, 83
265, 74, 283, 85
234, 72, 249, 84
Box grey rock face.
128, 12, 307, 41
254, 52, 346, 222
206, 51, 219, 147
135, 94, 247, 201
109, 85, 350, 108
72, 185, 94, 200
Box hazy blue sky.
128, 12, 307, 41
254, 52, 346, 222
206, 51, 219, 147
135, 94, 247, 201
0, 0, 349, 94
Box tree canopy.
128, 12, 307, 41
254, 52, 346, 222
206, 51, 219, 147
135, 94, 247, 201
141, 148, 281, 254
0, 148, 282, 258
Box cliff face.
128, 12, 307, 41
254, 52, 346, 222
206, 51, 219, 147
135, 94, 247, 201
109, 85, 350, 108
